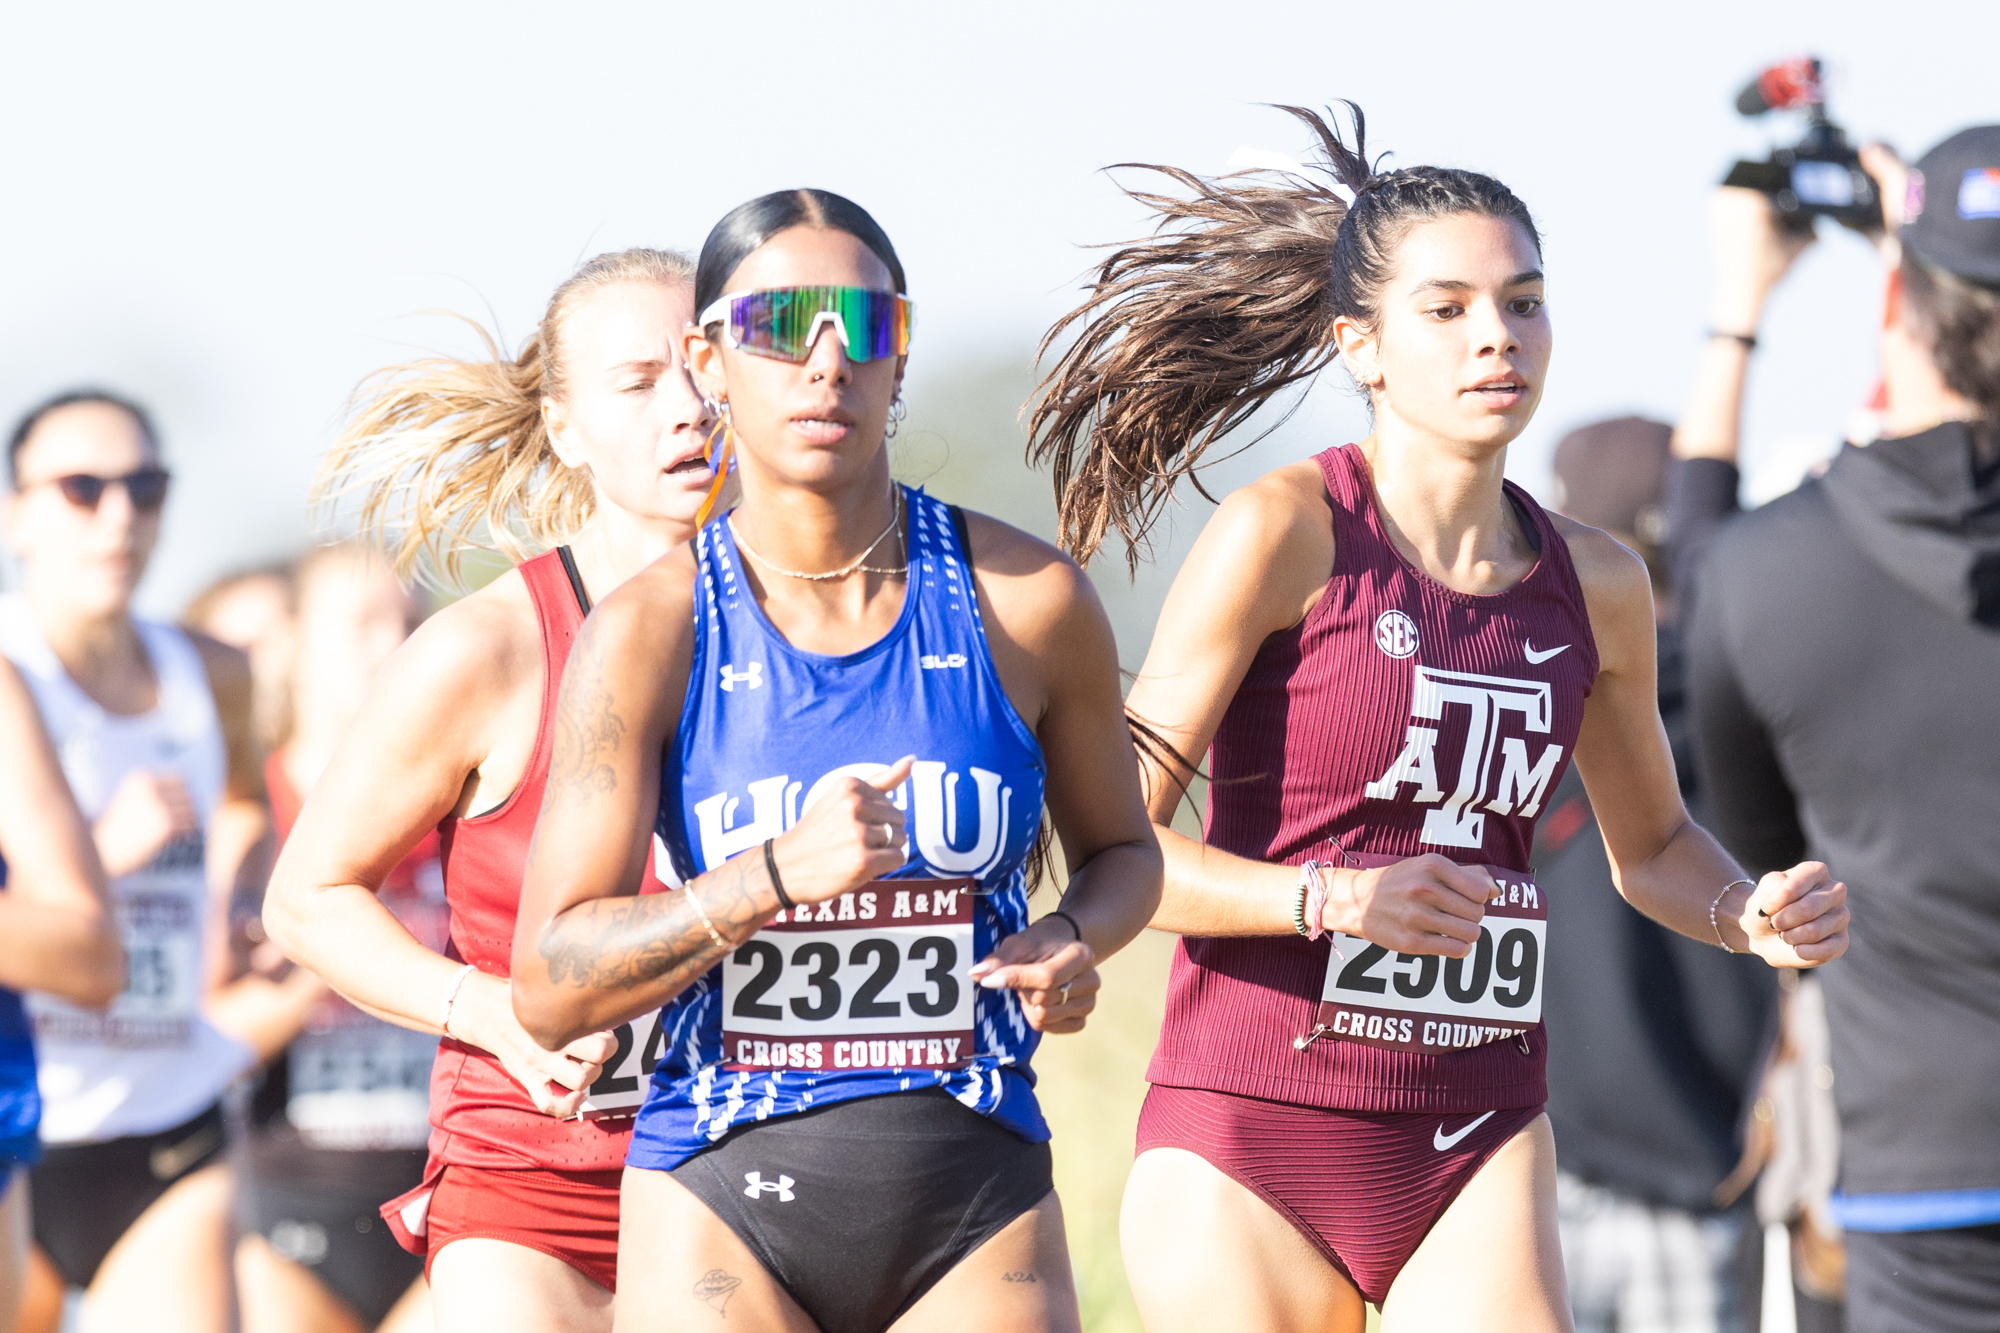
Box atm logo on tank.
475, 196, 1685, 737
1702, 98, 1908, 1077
1363, 665, 1564, 848
692, 761, 1015, 880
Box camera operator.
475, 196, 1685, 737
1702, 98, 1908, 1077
1684, 127, 2000, 1333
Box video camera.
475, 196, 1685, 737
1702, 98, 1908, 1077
1722, 57, 1882, 232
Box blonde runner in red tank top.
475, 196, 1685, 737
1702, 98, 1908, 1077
415, 550, 670, 1174
1146, 444, 1598, 1115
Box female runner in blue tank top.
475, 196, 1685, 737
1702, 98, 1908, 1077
511, 190, 1162, 1333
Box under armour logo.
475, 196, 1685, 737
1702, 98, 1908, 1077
742, 1171, 795, 1202
719, 663, 763, 692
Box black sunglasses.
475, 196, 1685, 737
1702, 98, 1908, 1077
31, 469, 172, 513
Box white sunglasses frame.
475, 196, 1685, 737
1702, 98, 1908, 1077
695, 288, 911, 361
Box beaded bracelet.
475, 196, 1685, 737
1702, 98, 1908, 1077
1711, 878, 1756, 953
1302, 861, 1330, 942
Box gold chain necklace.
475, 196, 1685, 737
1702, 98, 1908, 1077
730, 488, 907, 582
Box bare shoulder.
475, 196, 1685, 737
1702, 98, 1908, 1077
1550, 513, 1651, 613
1203, 459, 1334, 581
1152, 459, 1336, 642
956, 510, 1102, 648
385, 567, 543, 705
567, 543, 699, 731
1550, 513, 1655, 672
585, 542, 698, 636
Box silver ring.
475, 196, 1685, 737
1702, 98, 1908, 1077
876, 823, 895, 849
1058, 983, 1071, 1005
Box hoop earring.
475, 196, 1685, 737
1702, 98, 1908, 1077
885, 394, 907, 441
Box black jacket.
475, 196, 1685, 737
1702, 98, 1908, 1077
1686, 421, 2000, 1196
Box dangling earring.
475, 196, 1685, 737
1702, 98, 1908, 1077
885, 394, 907, 441
696, 400, 736, 527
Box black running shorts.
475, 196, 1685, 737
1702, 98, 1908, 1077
671, 1089, 1054, 1333
245, 1136, 428, 1326
31, 1101, 229, 1288
1845, 1223, 2000, 1333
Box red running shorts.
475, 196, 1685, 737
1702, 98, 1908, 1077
386, 1162, 623, 1294
1135, 1083, 1543, 1305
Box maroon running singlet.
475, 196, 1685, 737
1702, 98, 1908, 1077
1137, 443, 1597, 1298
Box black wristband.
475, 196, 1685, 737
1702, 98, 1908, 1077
1709, 329, 1758, 350
1047, 910, 1083, 942
762, 839, 794, 911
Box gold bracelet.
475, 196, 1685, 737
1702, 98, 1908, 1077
1710, 878, 1755, 954
685, 887, 728, 951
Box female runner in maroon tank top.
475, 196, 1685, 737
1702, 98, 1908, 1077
1029, 106, 1852, 1332
262, 248, 718, 1333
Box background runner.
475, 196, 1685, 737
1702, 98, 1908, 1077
263, 248, 716, 1333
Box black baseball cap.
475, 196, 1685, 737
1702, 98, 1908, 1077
1904, 126, 2000, 288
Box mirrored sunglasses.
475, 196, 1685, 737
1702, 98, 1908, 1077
699, 287, 913, 364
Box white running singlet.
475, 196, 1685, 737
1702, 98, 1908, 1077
0, 595, 252, 1143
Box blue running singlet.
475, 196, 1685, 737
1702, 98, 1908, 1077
628, 488, 1049, 1172
0, 856, 39, 1171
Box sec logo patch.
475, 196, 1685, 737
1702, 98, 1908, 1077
1374, 610, 1420, 660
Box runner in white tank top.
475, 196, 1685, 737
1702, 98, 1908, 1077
0, 391, 274, 1333
0, 601, 244, 1139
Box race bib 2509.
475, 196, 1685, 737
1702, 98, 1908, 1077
1315, 860, 1545, 1054
722, 879, 976, 1074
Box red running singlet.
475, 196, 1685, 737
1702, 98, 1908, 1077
1146, 444, 1598, 1115
380, 549, 666, 1284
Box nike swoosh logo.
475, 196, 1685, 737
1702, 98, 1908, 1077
1433, 1110, 1496, 1152
149, 1122, 222, 1182
1524, 641, 1569, 664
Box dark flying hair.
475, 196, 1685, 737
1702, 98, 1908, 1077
695, 189, 908, 313
1028, 102, 1541, 569
8, 389, 160, 487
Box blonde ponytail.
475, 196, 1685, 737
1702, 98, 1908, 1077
315, 247, 696, 585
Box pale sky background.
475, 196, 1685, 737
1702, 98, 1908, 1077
2, 0, 1992, 642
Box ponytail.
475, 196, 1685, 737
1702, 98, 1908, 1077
1029, 103, 1540, 569
315, 247, 695, 585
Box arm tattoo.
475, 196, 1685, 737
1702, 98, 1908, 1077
539, 854, 770, 992
550, 628, 625, 805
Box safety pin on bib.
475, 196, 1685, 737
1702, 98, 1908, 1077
1293, 936, 1347, 1052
